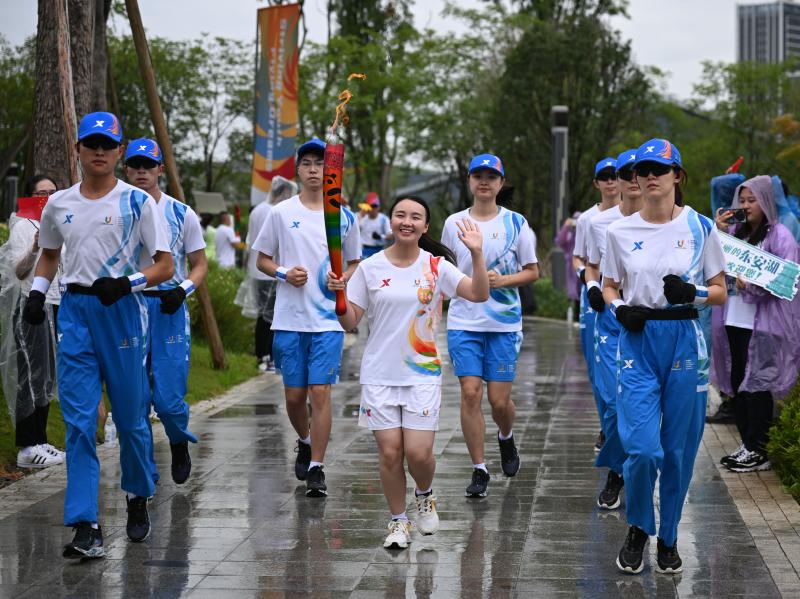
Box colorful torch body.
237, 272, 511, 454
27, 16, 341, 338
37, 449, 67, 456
323, 142, 347, 315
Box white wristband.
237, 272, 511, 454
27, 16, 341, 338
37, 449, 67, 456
693, 285, 709, 305
31, 276, 51, 295
127, 272, 148, 292
586, 280, 601, 291
179, 279, 196, 297
610, 299, 625, 314
576, 265, 585, 276
275, 266, 288, 281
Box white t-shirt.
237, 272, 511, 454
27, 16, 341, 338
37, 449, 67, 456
6, 215, 62, 304
215, 224, 240, 268
139, 193, 206, 290
443, 207, 538, 332
586, 204, 623, 268
602, 207, 726, 309
573, 204, 600, 259
347, 250, 465, 385
246, 201, 273, 280
725, 293, 757, 329
359, 212, 391, 247
38, 180, 170, 286
253, 195, 361, 332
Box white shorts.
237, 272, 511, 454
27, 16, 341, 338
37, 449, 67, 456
358, 385, 441, 431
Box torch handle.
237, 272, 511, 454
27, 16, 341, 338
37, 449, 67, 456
323, 143, 348, 316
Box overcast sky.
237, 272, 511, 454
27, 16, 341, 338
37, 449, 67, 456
1, 0, 736, 100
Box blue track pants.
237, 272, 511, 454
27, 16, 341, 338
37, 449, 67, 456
57, 291, 154, 526
617, 318, 708, 546
578, 285, 602, 419
593, 308, 626, 475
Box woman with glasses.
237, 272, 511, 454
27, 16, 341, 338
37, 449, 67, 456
602, 139, 726, 575
0, 175, 64, 469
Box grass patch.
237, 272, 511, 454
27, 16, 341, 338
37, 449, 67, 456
767, 378, 800, 501
0, 341, 258, 479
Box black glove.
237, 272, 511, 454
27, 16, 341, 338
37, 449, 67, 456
662, 274, 696, 304
160, 286, 187, 315
615, 305, 649, 332
371, 231, 381, 241
578, 268, 587, 286
91, 276, 132, 306
22, 290, 46, 325
587, 285, 605, 312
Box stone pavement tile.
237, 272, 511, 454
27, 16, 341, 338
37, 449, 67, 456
195, 573, 362, 591
514, 577, 678, 598
673, 579, 783, 598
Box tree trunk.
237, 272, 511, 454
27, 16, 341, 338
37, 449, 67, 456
33, 0, 75, 189
68, 0, 94, 118
91, 0, 111, 110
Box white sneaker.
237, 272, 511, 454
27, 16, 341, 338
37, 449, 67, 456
41, 444, 65, 463
383, 519, 412, 549
415, 494, 439, 535
17, 445, 60, 469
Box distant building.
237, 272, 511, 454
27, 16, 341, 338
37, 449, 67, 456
737, 1, 800, 66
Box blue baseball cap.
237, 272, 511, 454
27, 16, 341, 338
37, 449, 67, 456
125, 138, 162, 163
633, 138, 682, 169
468, 153, 505, 177
615, 149, 637, 172
78, 111, 123, 143
594, 157, 617, 177
297, 138, 326, 160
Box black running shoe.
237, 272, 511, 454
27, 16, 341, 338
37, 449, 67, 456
295, 441, 312, 481
726, 449, 771, 473
126, 496, 151, 542
63, 522, 105, 559
306, 465, 328, 497
465, 468, 490, 498
656, 538, 683, 574
720, 444, 746, 467
616, 526, 649, 574
498, 435, 521, 477
170, 441, 192, 485
594, 430, 605, 453
597, 470, 624, 510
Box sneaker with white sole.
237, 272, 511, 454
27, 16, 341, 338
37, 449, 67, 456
720, 444, 746, 467
17, 445, 61, 469
725, 449, 771, 473
383, 519, 412, 549
41, 444, 65, 463
415, 493, 439, 535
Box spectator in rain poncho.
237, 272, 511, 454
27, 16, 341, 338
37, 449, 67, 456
0, 175, 64, 469
555, 211, 581, 311
771, 176, 800, 242
235, 176, 299, 372
711, 175, 800, 473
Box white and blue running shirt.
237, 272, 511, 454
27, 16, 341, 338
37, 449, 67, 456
38, 180, 170, 286
586, 204, 623, 269
602, 207, 725, 309
138, 193, 206, 290
573, 204, 600, 259
443, 207, 538, 332
252, 194, 361, 332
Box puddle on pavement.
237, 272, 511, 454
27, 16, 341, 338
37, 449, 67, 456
210, 404, 278, 418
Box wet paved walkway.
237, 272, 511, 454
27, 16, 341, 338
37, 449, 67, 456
1, 319, 799, 597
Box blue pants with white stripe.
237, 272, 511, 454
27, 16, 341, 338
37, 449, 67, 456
593, 308, 626, 475
143, 296, 197, 483
617, 318, 708, 546
57, 291, 154, 526
578, 285, 602, 419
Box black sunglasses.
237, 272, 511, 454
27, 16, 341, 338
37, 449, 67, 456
634, 162, 674, 178
81, 136, 120, 151
617, 167, 635, 182
595, 170, 617, 182
126, 157, 160, 170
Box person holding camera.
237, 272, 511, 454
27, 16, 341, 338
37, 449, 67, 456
711, 175, 800, 473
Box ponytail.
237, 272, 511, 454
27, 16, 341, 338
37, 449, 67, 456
674, 168, 688, 207
390, 195, 457, 265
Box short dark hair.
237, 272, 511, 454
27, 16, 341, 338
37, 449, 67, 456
25, 174, 57, 196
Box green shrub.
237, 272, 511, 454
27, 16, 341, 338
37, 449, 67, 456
532, 277, 570, 320
0, 223, 8, 246
188, 262, 254, 355
767, 378, 800, 500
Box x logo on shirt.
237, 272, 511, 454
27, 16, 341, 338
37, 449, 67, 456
623, 359, 634, 369
63, 214, 74, 224
632, 241, 644, 251
290, 221, 300, 229
599, 335, 608, 344
380, 279, 391, 288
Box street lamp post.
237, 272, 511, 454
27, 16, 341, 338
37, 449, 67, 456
3, 162, 19, 222
550, 106, 569, 293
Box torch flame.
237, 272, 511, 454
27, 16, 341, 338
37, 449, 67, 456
329, 73, 366, 138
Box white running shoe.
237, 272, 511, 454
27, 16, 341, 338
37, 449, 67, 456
415, 494, 439, 535
41, 444, 65, 463
383, 519, 412, 550
17, 445, 61, 469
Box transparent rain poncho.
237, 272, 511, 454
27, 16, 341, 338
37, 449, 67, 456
0, 215, 59, 425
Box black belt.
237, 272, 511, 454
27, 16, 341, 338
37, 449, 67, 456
643, 307, 698, 321
142, 290, 169, 297
66, 284, 97, 295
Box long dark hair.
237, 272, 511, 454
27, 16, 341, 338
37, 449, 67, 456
734, 215, 770, 247
389, 195, 456, 264
673, 168, 687, 207
25, 174, 57, 196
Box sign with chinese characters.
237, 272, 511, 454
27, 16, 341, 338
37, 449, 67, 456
719, 231, 799, 300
